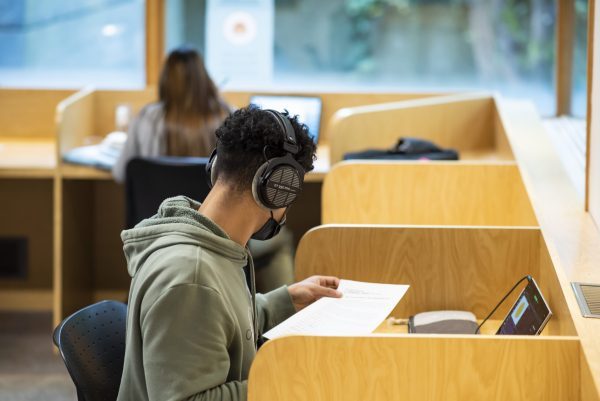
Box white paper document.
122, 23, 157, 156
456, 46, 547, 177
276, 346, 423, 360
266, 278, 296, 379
263, 280, 409, 339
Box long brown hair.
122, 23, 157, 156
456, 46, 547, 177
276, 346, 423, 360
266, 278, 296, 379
159, 46, 228, 156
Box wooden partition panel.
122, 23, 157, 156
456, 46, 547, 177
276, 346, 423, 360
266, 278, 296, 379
56, 89, 438, 160
296, 225, 575, 335
322, 162, 538, 226
249, 336, 580, 401
582, 349, 600, 401
538, 239, 578, 336
328, 93, 510, 163
94, 88, 156, 137
0, 179, 53, 289
588, 0, 600, 219
0, 89, 74, 137
56, 87, 96, 157
56, 88, 156, 159
58, 180, 95, 322
493, 102, 515, 159
92, 181, 129, 290
0, 89, 74, 178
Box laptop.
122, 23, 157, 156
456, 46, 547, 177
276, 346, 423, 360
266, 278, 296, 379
249, 95, 322, 144
497, 276, 552, 335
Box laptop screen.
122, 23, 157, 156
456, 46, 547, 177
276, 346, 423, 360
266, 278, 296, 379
249, 95, 322, 144
496, 277, 552, 335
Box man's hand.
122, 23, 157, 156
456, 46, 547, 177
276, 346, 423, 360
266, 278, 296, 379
288, 276, 342, 311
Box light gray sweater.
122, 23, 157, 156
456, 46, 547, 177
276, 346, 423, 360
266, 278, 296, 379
112, 103, 167, 183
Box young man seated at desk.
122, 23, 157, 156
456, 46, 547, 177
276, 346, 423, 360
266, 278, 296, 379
117, 106, 341, 401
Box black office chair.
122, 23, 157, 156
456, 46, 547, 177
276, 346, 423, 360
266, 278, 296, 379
125, 156, 211, 228
53, 300, 127, 401
124, 156, 289, 292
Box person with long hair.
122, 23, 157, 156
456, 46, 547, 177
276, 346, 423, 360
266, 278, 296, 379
112, 45, 229, 182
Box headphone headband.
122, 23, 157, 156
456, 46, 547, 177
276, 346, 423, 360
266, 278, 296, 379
264, 109, 299, 154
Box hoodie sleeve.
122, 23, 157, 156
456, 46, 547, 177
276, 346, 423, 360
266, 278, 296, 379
255, 286, 296, 334
141, 284, 246, 401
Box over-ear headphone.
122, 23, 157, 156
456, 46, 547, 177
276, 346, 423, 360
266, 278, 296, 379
206, 109, 305, 210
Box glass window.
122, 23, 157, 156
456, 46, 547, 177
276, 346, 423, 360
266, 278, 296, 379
572, 0, 588, 118
165, 0, 206, 55
169, 0, 558, 115
0, 0, 145, 89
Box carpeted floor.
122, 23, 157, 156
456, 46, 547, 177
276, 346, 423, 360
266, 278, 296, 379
0, 312, 76, 401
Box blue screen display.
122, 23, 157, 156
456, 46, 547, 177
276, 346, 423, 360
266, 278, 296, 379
497, 279, 551, 335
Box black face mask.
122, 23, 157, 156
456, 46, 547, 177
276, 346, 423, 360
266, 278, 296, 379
251, 211, 287, 241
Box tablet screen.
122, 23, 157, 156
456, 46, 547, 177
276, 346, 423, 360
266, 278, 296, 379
497, 278, 552, 335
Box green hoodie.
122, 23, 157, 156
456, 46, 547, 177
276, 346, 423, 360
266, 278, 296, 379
117, 196, 296, 401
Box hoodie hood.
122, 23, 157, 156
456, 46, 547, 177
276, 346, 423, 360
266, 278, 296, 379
121, 196, 248, 277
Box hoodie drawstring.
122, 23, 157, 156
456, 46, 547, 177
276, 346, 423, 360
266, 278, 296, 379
246, 248, 258, 348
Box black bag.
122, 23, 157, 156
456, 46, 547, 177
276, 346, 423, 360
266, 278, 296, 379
343, 137, 459, 161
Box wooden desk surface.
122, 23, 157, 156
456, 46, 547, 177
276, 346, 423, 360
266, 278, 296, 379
0, 137, 56, 178
59, 164, 112, 180
459, 149, 514, 161
0, 135, 501, 182
58, 144, 331, 182
376, 319, 506, 336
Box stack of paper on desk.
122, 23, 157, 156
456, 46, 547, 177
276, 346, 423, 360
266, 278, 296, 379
263, 279, 409, 339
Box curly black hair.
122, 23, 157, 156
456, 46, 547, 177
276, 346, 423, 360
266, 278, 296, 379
214, 105, 317, 192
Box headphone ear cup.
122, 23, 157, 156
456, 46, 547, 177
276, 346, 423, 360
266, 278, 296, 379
252, 161, 270, 210
254, 156, 304, 210
267, 164, 303, 208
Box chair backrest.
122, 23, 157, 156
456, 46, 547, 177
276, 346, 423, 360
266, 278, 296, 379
125, 156, 211, 228
53, 300, 127, 401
